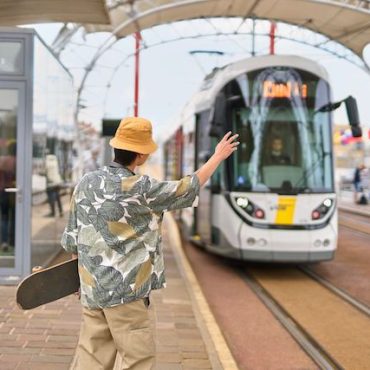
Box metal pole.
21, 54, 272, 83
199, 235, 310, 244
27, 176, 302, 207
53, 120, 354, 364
134, 32, 141, 117
251, 18, 255, 56
269, 22, 276, 55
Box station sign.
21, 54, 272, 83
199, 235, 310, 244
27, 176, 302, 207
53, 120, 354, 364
102, 119, 121, 137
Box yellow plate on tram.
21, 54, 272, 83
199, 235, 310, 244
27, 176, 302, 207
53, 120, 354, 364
275, 197, 296, 225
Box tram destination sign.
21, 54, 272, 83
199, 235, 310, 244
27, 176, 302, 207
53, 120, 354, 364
263, 81, 308, 99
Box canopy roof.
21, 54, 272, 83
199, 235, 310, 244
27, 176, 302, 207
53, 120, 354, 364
1, 0, 369, 59
0, 0, 109, 25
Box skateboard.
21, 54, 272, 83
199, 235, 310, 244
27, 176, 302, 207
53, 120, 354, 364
16, 259, 80, 310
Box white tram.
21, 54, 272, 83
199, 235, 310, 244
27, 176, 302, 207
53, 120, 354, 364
164, 55, 362, 262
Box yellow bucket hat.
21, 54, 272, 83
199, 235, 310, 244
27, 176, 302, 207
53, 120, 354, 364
109, 117, 158, 154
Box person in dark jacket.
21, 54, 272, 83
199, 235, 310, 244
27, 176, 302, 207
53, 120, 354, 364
353, 164, 365, 203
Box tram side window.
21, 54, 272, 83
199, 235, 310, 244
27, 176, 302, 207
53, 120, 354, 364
232, 108, 254, 188
210, 137, 222, 190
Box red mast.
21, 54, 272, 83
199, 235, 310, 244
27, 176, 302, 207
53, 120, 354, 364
269, 22, 276, 55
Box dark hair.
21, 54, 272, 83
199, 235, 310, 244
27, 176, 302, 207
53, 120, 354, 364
114, 148, 138, 166
272, 136, 283, 143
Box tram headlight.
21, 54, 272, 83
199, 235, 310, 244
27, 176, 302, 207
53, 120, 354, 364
311, 198, 334, 220
235, 197, 265, 220
236, 197, 249, 208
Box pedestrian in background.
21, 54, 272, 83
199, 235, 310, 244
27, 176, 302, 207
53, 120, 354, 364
45, 154, 64, 217
353, 164, 366, 204
0, 140, 16, 252
61, 117, 239, 370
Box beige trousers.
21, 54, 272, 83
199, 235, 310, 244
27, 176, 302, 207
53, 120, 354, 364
76, 299, 155, 370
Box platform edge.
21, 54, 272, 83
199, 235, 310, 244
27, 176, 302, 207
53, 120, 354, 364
166, 213, 239, 370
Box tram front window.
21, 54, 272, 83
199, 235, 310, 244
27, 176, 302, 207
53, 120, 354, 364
231, 67, 334, 194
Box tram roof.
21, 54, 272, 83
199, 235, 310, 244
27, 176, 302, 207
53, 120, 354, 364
1, 0, 369, 61
190, 55, 330, 112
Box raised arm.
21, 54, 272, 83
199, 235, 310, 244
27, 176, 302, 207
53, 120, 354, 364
195, 131, 239, 186
144, 132, 238, 213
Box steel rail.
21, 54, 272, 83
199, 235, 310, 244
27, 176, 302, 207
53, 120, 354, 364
338, 209, 370, 235
240, 270, 343, 370
300, 266, 370, 317
338, 205, 370, 219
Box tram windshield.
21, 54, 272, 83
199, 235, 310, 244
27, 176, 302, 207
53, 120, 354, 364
231, 67, 334, 194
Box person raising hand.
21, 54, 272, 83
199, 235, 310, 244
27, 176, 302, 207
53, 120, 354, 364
62, 117, 239, 370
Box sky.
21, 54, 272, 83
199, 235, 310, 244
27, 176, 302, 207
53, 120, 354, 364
29, 21, 370, 144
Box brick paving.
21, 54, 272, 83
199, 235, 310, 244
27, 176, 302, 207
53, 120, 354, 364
0, 222, 216, 370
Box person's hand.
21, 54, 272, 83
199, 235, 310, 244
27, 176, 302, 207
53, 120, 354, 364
214, 132, 239, 161
195, 131, 239, 186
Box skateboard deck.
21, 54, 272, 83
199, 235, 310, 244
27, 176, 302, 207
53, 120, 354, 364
16, 259, 80, 310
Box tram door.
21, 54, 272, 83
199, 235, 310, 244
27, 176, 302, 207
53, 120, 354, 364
195, 111, 212, 244
0, 81, 26, 279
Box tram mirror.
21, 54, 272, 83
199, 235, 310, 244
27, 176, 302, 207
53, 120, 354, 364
344, 96, 362, 137
351, 126, 362, 138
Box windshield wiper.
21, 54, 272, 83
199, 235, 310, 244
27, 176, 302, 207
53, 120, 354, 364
293, 152, 331, 189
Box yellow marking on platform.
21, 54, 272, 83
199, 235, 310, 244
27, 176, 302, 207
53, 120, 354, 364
275, 196, 296, 225
167, 214, 239, 370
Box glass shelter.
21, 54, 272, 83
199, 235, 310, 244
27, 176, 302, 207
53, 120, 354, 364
0, 28, 76, 283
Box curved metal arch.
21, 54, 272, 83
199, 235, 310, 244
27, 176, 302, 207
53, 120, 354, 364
75, 17, 368, 121
74, 0, 370, 120
77, 28, 366, 120
100, 0, 370, 57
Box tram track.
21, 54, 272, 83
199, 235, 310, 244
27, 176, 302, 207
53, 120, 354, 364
180, 209, 370, 369
241, 270, 343, 370
338, 208, 370, 236
299, 266, 370, 317
183, 231, 370, 369
242, 264, 370, 369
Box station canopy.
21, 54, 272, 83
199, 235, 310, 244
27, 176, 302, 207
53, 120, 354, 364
1, 0, 369, 60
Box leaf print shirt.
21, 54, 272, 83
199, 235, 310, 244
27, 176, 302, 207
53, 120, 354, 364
61, 162, 200, 309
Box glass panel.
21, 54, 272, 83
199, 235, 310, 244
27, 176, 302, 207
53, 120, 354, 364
31, 38, 76, 268
0, 89, 18, 268
0, 42, 23, 74
231, 67, 334, 194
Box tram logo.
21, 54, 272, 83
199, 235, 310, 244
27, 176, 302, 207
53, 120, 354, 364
263, 80, 307, 99
270, 204, 287, 211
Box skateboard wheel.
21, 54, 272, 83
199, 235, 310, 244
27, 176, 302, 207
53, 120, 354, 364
32, 266, 43, 273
